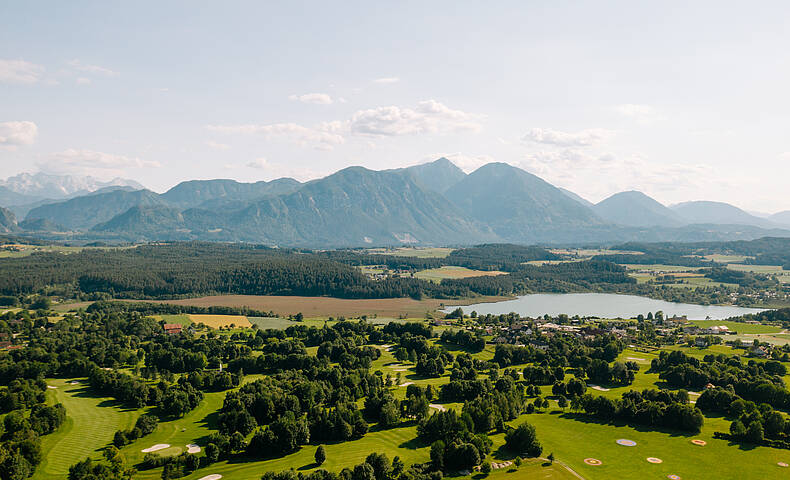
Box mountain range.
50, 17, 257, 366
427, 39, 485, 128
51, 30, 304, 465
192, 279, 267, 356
4, 159, 790, 247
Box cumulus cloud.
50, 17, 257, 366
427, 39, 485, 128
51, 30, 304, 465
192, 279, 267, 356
523, 128, 613, 147
0, 121, 38, 147
373, 77, 400, 84
208, 100, 482, 149
349, 100, 483, 136
518, 148, 726, 203
38, 149, 160, 176
288, 93, 333, 105
207, 122, 345, 151
0, 59, 44, 84
66, 59, 118, 77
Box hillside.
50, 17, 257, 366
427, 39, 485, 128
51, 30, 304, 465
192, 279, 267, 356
161, 178, 301, 209
218, 166, 494, 246
444, 162, 604, 241
593, 191, 683, 227
0, 207, 19, 233
25, 189, 167, 230
671, 201, 778, 228
559, 187, 594, 208
396, 157, 467, 193
770, 211, 790, 227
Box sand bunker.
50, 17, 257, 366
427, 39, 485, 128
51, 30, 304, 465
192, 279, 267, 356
691, 439, 706, 446
393, 368, 407, 372
491, 461, 513, 469
141, 444, 170, 453
399, 382, 414, 387
778, 462, 789, 467
69, 380, 80, 385
667, 475, 681, 480
429, 404, 447, 412
616, 439, 637, 446
186, 444, 201, 453
46, 385, 57, 389
627, 357, 646, 361
583, 458, 602, 466
589, 384, 610, 391
197, 476, 222, 480
647, 457, 663, 464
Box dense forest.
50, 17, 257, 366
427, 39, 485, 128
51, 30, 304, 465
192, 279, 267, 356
0, 243, 635, 301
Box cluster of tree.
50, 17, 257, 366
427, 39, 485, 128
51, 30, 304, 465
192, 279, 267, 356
652, 350, 790, 410
503, 421, 542, 458
261, 452, 440, 480
575, 389, 703, 432
420, 409, 493, 472
0, 378, 47, 413
217, 367, 379, 458
86, 300, 278, 318
0, 404, 67, 478
113, 414, 158, 447
703, 267, 777, 288
67, 455, 136, 480
88, 367, 204, 417
439, 329, 485, 352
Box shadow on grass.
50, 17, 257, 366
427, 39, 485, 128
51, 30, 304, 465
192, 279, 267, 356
398, 436, 430, 450
558, 412, 696, 438
71, 385, 139, 412
298, 462, 320, 471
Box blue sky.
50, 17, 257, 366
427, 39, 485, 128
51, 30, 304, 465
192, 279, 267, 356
1, 1, 789, 212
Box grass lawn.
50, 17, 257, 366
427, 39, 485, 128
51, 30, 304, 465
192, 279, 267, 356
35, 379, 140, 480
517, 411, 790, 480
121, 391, 227, 478
415, 266, 507, 283
705, 254, 753, 263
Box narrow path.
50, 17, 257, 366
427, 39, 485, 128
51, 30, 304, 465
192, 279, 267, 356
540, 458, 585, 480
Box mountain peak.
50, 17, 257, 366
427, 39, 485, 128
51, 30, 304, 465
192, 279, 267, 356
593, 190, 682, 227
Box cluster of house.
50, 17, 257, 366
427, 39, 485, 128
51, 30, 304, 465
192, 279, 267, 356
683, 325, 732, 335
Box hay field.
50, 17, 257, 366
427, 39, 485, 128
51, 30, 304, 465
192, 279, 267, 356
188, 314, 251, 328
414, 266, 507, 283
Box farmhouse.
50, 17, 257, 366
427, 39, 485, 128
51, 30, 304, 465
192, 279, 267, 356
163, 323, 183, 335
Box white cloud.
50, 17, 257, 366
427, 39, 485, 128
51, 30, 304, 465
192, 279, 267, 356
523, 128, 613, 147
0, 59, 44, 84
288, 93, 333, 105
76, 77, 91, 85
206, 141, 230, 150
349, 100, 483, 136
0, 121, 38, 147
66, 59, 118, 77
373, 77, 400, 84
38, 149, 160, 176
207, 122, 345, 150
518, 148, 727, 203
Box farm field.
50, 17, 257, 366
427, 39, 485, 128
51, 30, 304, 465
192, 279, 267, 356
415, 266, 508, 283
141, 295, 507, 318
188, 314, 251, 328
366, 247, 455, 258
0, 244, 133, 258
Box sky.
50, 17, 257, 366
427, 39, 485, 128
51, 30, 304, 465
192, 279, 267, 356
1, 1, 789, 212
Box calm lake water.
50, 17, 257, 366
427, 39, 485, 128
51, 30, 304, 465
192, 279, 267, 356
443, 293, 766, 320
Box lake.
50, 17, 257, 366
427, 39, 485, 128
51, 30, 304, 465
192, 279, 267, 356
442, 293, 766, 320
